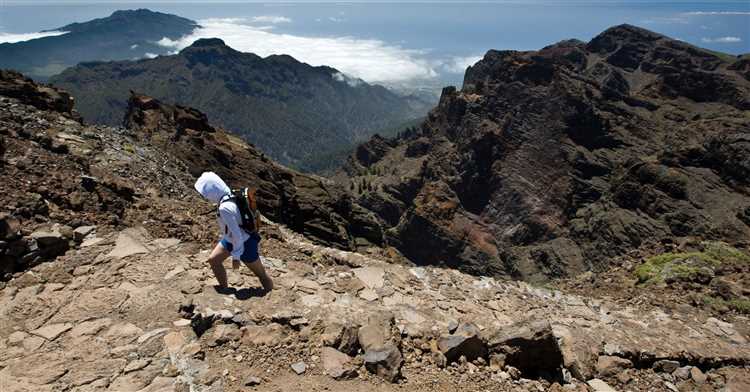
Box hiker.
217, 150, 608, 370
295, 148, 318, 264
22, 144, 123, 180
194, 171, 273, 293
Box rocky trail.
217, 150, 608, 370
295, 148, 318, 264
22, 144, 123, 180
1, 217, 748, 392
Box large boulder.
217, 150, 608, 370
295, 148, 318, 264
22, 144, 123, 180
484, 320, 564, 380
358, 313, 403, 382
321, 347, 358, 380
437, 322, 487, 364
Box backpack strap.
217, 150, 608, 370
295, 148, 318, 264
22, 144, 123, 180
217, 192, 233, 234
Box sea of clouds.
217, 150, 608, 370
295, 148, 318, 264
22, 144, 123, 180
0, 30, 67, 43
156, 17, 481, 84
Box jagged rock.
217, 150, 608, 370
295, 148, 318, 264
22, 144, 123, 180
321, 347, 358, 380
321, 322, 360, 356
587, 378, 617, 392
673, 366, 692, 380
0, 70, 81, 121
484, 320, 563, 379
358, 313, 398, 352
29, 227, 70, 259
124, 359, 150, 373
0, 214, 20, 241
31, 322, 73, 341
596, 356, 632, 377
73, 225, 96, 242
353, 266, 385, 289
291, 361, 306, 375
437, 322, 487, 364
358, 313, 403, 382
363, 344, 403, 383
653, 360, 681, 373
107, 229, 150, 259
690, 367, 707, 384
207, 324, 241, 347
2, 60, 750, 392
244, 376, 262, 386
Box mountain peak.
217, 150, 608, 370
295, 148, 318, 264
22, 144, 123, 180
178, 38, 237, 57
586, 23, 668, 55
110, 8, 157, 18
188, 38, 227, 48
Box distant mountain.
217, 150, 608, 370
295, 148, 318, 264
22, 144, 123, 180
338, 24, 750, 281
0, 9, 197, 80
50, 38, 433, 171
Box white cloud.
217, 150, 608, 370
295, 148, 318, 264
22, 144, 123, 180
249, 16, 291, 24
442, 55, 483, 74
144, 52, 159, 59
641, 16, 689, 25
328, 17, 345, 23
157, 18, 437, 83
683, 11, 750, 16
332, 72, 363, 87
0, 30, 67, 43
130, 44, 139, 50
701, 36, 742, 43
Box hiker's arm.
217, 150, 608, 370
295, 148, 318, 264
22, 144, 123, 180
218, 205, 245, 257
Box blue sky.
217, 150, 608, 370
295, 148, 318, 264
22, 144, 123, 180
1, 1, 748, 86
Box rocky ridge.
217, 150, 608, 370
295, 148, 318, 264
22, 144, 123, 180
0, 70, 380, 280
50, 37, 433, 172
340, 24, 750, 282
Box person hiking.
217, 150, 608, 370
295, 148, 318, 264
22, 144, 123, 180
194, 172, 273, 293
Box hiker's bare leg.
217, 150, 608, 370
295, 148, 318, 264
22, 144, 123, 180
207, 243, 230, 288
244, 259, 274, 291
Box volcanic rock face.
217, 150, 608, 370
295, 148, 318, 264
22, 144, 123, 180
342, 25, 750, 281
0, 71, 379, 279
0, 70, 81, 122
123, 92, 383, 249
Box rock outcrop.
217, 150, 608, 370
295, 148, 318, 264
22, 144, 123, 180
124, 92, 383, 249
341, 24, 750, 281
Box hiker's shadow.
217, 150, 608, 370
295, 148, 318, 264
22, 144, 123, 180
234, 287, 268, 300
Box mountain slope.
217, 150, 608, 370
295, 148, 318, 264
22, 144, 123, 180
0, 69, 382, 282
49, 38, 432, 172
339, 24, 750, 281
0, 9, 197, 80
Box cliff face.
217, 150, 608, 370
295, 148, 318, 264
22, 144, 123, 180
342, 25, 750, 281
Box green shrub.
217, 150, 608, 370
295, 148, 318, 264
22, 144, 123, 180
728, 299, 750, 314
700, 295, 750, 315
635, 242, 749, 285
